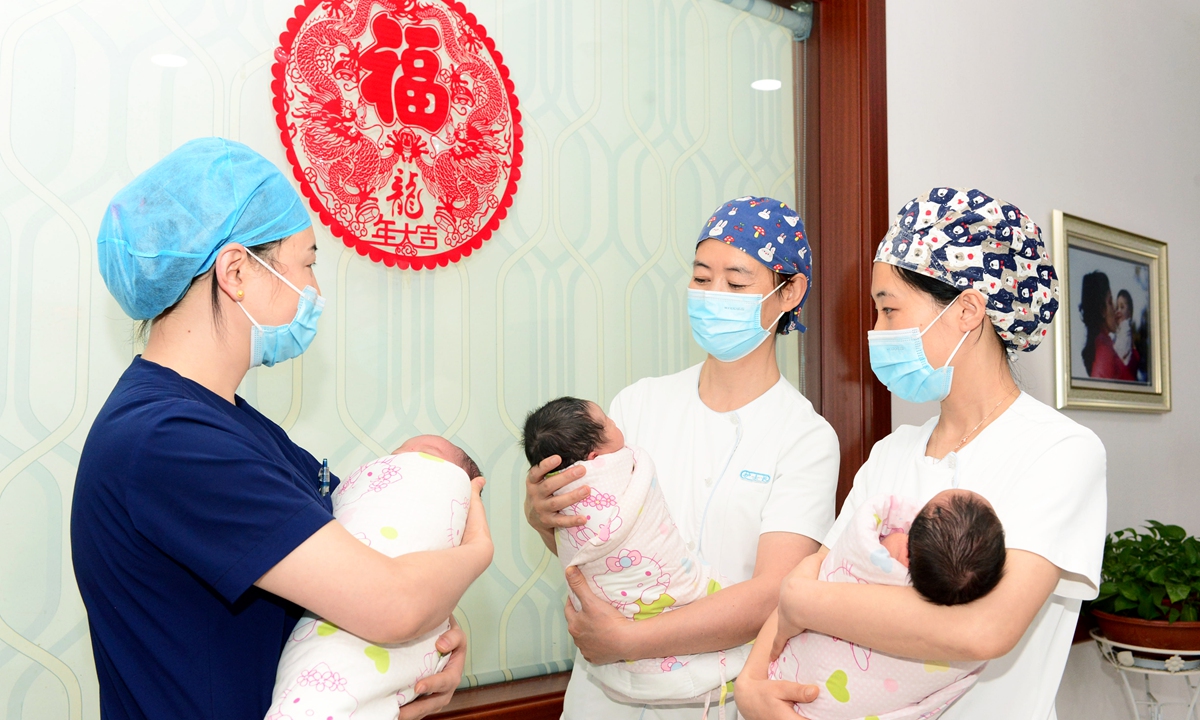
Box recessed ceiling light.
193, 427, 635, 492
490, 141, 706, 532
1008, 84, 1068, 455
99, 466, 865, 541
751, 78, 782, 91
151, 54, 188, 68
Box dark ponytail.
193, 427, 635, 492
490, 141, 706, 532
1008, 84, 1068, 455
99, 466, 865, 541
1078, 271, 1111, 375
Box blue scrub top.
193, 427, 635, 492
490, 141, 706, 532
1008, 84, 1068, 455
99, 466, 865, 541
71, 357, 339, 720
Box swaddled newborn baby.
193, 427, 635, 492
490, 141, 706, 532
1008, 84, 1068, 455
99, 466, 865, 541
769, 490, 1006, 720
265, 435, 480, 720
523, 397, 747, 707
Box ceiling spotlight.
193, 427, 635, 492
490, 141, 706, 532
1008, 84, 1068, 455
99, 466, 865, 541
151, 54, 188, 68
751, 79, 782, 91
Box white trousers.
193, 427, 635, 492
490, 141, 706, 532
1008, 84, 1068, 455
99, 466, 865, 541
561, 653, 739, 720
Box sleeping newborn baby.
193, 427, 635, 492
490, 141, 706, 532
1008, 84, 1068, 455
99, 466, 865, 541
265, 435, 480, 720
769, 490, 1007, 720
522, 397, 747, 707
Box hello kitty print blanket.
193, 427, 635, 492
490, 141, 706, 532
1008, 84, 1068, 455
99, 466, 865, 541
554, 446, 751, 705
266, 452, 471, 720
768, 495, 983, 720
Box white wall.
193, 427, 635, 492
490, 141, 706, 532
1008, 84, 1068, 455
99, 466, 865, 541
886, 0, 1200, 716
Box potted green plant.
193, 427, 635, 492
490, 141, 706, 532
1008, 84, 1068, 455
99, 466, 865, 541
1090, 521, 1200, 650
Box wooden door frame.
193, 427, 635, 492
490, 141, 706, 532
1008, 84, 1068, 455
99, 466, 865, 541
429, 1, 889, 716
801, 0, 891, 512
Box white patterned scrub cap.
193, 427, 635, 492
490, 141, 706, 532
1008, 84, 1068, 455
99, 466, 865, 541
875, 187, 1060, 352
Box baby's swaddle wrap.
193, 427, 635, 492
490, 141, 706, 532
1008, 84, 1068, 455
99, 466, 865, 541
266, 452, 471, 720
554, 446, 750, 704
769, 495, 983, 720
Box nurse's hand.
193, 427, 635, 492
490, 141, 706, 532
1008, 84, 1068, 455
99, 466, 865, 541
461, 476, 494, 562
771, 546, 826, 661
770, 615, 805, 662
563, 566, 633, 665
524, 455, 589, 553
734, 674, 819, 720
736, 610, 820, 720
397, 616, 467, 719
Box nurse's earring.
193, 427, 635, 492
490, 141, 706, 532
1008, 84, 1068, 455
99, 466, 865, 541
236, 290, 244, 299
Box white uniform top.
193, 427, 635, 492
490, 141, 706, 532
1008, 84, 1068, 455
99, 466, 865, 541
824, 393, 1107, 720
562, 363, 841, 720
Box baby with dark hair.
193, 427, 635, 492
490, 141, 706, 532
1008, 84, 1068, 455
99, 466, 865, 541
769, 491, 1006, 718
521, 396, 747, 706
881, 489, 1006, 606
522, 396, 624, 469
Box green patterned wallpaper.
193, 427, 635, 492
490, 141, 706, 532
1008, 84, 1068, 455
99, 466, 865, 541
0, 0, 800, 715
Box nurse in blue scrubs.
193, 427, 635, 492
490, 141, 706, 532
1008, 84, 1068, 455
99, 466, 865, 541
71, 138, 493, 720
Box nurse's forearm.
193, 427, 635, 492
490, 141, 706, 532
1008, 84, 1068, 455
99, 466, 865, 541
384, 543, 493, 637
615, 532, 818, 660
619, 573, 777, 659
258, 521, 493, 645
782, 549, 1060, 661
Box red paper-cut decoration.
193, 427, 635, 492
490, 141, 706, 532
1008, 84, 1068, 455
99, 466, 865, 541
272, 0, 522, 269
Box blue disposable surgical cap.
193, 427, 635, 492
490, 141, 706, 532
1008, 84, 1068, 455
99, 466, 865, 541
98, 137, 312, 320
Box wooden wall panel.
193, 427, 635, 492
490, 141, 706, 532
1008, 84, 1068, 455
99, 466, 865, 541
428, 672, 569, 720
806, 0, 892, 511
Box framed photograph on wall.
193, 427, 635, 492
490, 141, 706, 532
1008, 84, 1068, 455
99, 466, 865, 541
1052, 211, 1170, 412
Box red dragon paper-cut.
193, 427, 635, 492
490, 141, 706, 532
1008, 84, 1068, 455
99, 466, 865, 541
272, 0, 521, 269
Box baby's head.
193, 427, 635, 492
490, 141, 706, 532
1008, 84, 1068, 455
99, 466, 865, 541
392, 434, 482, 480
1116, 289, 1134, 323
522, 396, 625, 469
897, 489, 1006, 606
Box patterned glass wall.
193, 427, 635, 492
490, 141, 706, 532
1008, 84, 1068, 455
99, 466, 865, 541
0, 0, 800, 715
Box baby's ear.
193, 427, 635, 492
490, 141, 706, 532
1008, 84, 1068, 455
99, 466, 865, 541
586, 451, 598, 461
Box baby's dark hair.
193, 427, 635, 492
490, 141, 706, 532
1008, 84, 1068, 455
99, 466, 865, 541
455, 448, 481, 481
1117, 288, 1134, 312
907, 492, 1006, 606
522, 396, 604, 468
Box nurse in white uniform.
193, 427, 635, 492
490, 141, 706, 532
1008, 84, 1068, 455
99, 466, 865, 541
735, 187, 1108, 720
524, 197, 841, 719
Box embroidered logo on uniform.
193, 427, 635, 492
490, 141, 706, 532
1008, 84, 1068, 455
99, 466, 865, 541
739, 470, 771, 484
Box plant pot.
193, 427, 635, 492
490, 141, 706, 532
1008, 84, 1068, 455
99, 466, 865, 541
1092, 609, 1200, 650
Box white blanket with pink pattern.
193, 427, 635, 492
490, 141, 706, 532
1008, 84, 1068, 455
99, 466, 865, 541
554, 446, 750, 705
768, 495, 983, 720
266, 452, 471, 720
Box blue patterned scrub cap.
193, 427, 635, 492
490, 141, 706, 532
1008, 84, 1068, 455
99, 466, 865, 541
696, 196, 812, 334
97, 137, 312, 320
875, 187, 1060, 352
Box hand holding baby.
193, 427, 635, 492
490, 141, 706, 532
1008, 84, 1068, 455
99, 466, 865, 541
461, 474, 493, 564
396, 616, 467, 720
770, 549, 828, 661
563, 565, 636, 665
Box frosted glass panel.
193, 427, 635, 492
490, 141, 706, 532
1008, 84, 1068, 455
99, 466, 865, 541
0, 0, 801, 711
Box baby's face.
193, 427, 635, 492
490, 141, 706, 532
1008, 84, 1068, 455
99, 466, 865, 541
586, 402, 625, 459
1116, 295, 1132, 323
881, 532, 910, 568
392, 434, 457, 462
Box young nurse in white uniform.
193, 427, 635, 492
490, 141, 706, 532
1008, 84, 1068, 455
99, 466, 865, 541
735, 188, 1108, 720
524, 197, 840, 719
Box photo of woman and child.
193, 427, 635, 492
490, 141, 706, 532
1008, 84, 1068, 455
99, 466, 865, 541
1069, 246, 1152, 385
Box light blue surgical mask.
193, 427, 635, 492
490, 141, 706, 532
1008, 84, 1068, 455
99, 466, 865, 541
868, 296, 970, 403
235, 251, 324, 368
687, 283, 786, 363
